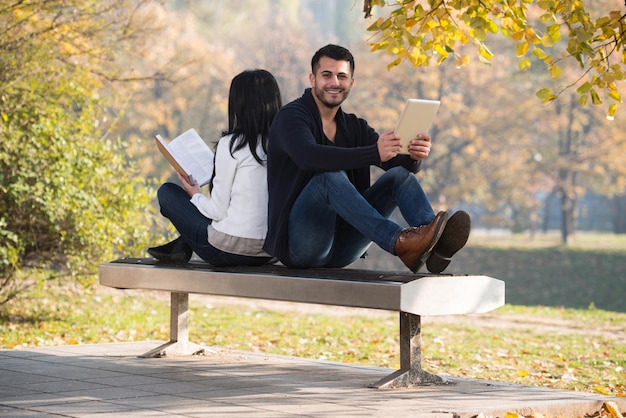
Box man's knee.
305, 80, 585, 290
388, 165, 412, 179
315, 171, 349, 182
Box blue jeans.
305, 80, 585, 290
285, 167, 435, 268
157, 183, 271, 267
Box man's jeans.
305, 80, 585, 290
157, 182, 271, 266
285, 166, 435, 268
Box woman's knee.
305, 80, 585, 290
157, 182, 182, 202
157, 182, 187, 216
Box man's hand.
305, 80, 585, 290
377, 130, 403, 162
177, 171, 200, 197
407, 133, 431, 161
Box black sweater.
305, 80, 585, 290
263, 88, 421, 261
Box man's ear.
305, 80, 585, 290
309, 73, 315, 86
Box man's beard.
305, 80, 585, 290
313, 85, 349, 108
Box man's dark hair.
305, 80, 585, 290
311, 44, 355, 76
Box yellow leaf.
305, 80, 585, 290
593, 385, 611, 395
516, 41, 529, 57
516, 370, 530, 377
608, 90, 622, 102
504, 412, 522, 418
607, 103, 617, 120
454, 54, 470, 67
525, 27, 540, 44
519, 57, 532, 70
549, 64, 562, 79
603, 401, 624, 417
532, 47, 548, 59
434, 43, 448, 57
479, 44, 494, 60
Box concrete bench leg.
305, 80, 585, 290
140, 292, 208, 358
370, 311, 446, 389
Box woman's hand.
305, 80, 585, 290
177, 172, 200, 197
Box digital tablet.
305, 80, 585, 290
394, 99, 441, 154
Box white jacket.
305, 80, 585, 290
190, 134, 268, 255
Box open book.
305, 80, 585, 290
394, 99, 441, 154
155, 128, 214, 187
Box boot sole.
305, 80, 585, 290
426, 211, 471, 274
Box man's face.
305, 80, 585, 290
309, 56, 354, 109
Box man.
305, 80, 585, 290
264, 44, 470, 273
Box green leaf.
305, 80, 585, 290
577, 82, 592, 93
536, 88, 553, 100
590, 89, 603, 105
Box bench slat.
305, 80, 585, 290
99, 258, 504, 316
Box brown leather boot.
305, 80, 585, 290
426, 210, 471, 274
395, 211, 448, 273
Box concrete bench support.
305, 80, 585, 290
99, 258, 505, 388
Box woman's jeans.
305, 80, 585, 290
157, 182, 271, 267
285, 167, 435, 268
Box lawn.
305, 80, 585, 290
0, 231, 625, 397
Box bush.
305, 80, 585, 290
0, 0, 160, 302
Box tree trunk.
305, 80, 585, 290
560, 190, 576, 244
614, 195, 626, 234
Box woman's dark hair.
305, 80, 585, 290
311, 44, 355, 76
223, 69, 282, 165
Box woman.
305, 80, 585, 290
148, 69, 282, 266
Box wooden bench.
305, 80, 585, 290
99, 258, 505, 389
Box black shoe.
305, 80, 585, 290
147, 236, 192, 263
426, 210, 471, 274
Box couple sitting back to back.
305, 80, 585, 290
149, 44, 471, 274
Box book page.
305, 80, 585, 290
157, 128, 215, 186
394, 99, 441, 154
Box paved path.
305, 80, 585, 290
0, 341, 624, 417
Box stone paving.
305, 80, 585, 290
0, 341, 624, 417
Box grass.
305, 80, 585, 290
0, 232, 625, 398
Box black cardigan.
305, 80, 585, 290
263, 88, 420, 261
